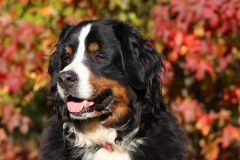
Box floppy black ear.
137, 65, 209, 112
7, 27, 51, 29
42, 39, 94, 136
113, 21, 164, 91
48, 24, 72, 79
48, 24, 73, 119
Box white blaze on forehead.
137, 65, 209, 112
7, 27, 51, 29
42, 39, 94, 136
59, 24, 93, 99
75, 24, 91, 62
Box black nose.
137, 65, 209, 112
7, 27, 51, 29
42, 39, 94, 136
58, 71, 78, 89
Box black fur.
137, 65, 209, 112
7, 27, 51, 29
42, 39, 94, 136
40, 19, 187, 160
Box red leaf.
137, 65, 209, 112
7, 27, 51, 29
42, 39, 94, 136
202, 5, 219, 29
195, 114, 213, 136
3, 74, 24, 94
178, 99, 204, 124
185, 55, 198, 72
184, 35, 201, 53
2, 44, 17, 60
184, 54, 215, 80
195, 60, 214, 81
218, 57, 227, 71
221, 124, 240, 149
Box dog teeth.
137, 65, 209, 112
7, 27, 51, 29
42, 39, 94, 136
84, 100, 87, 108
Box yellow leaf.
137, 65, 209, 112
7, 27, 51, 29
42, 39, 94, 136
39, 6, 54, 16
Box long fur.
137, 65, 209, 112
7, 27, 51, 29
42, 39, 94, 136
39, 19, 187, 160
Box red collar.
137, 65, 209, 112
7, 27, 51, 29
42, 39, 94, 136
100, 144, 113, 153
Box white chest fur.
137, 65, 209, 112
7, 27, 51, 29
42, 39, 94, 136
71, 119, 144, 160
92, 148, 131, 160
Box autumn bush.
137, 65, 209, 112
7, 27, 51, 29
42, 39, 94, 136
152, 1, 240, 159
0, 0, 239, 160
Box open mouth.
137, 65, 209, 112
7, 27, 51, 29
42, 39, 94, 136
66, 91, 113, 118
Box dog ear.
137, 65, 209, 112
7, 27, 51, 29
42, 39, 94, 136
48, 24, 72, 79
48, 24, 73, 119
113, 21, 164, 91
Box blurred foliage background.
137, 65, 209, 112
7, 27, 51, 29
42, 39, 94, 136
0, 0, 240, 159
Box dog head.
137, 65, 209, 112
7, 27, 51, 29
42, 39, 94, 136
48, 19, 164, 126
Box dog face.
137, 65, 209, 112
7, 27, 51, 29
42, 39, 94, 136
48, 19, 163, 126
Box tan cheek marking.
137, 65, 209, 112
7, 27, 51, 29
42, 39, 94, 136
89, 74, 131, 126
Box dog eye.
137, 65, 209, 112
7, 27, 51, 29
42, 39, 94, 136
64, 54, 71, 63
95, 55, 105, 61
63, 46, 73, 63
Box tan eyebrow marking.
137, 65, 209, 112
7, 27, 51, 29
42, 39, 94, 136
64, 45, 73, 63
88, 42, 99, 53
66, 45, 73, 56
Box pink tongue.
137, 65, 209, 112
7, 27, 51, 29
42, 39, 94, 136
67, 100, 94, 113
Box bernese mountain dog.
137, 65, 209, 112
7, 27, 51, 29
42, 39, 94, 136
39, 19, 187, 160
